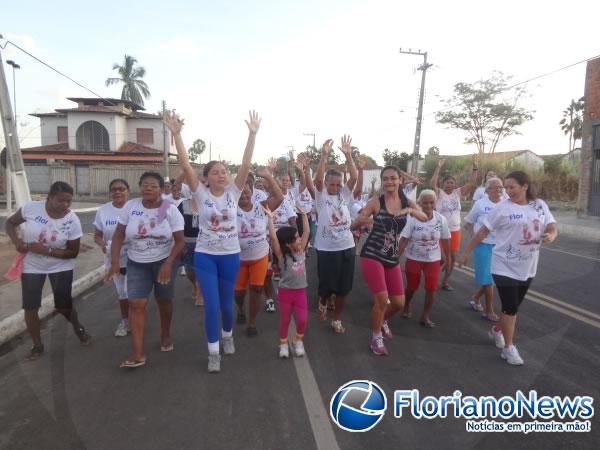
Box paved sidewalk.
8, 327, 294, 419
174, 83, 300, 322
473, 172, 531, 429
553, 211, 600, 241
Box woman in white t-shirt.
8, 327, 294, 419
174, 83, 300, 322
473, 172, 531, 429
93, 178, 131, 338
5, 182, 90, 360
107, 172, 185, 369
398, 189, 451, 328
164, 109, 261, 373
459, 171, 557, 366
234, 168, 283, 336
472, 170, 508, 204
314, 136, 358, 334
431, 156, 479, 290
463, 177, 504, 322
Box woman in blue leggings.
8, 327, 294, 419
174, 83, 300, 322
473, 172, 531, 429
164, 110, 261, 373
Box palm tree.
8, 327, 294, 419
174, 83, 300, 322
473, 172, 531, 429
559, 97, 585, 152
105, 55, 150, 107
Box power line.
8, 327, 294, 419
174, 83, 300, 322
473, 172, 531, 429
1, 37, 116, 106
423, 53, 600, 118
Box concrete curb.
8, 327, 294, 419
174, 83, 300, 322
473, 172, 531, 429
0, 265, 105, 346
556, 222, 600, 241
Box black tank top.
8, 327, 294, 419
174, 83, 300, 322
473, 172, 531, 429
360, 192, 409, 267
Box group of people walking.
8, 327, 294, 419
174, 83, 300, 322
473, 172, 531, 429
4, 110, 557, 372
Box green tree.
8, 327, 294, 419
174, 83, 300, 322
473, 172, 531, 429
382, 149, 411, 171
188, 139, 206, 163
350, 147, 377, 167
436, 71, 534, 154
105, 55, 151, 107
427, 146, 440, 156
559, 96, 585, 152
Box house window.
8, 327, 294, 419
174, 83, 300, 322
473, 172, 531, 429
57, 126, 68, 143
75, 121, 110, 152
137, 128, 154, 145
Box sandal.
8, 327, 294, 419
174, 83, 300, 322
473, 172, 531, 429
331, 320, 346, 334
318, 303, 327, 321
420, 320, 436, 328
402, 311, 412, 319
160, 342, 174, 352
26, 344, 44, 361
120, 358, 147, 369
79, 334, 92, 346
469, 300, 484, 312
441, 284, 454, 291
194, 295, 204, 307
481, 313, 499, 322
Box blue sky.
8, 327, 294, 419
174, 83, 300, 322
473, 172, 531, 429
3, 0, 599, 164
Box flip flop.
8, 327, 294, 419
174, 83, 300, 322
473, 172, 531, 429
160, 342, 174, 352
481, 314, 499, 322
469, 300, 484, 312
420, 320, 436, 328
26, 345, 45, 361
441, 285, 454, 291
402, 312, 412, 319
120, 358, 147, 368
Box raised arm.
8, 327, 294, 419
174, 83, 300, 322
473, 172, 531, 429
460, 154, 479, 197
263, 206, 283, 261
257, 165, 284, 212
353, 156, 366, 198
299, 154, 316, 199
298, 210, 310, 249
164, 110, 199, 192
287, 149, 296, 186
340, 135, 357, 191
235, 110, 261, 191
430, 158, 444, 194
369, 177, 377, 198
315, 139, 334, 192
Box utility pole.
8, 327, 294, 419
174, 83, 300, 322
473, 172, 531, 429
399, 48, 433, 175
0, 39, 31, 210
162, 100, 169, 180
303, 132, 316, 149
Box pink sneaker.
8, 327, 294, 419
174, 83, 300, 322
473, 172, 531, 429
370, 336, 388, 356
381, 320, 393, 340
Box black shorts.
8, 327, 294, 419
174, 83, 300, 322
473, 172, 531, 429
21, 270, 74, 311
493, 274, 533, 316
316, 248, 355, 297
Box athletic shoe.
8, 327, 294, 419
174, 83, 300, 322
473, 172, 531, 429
501, 345, 524, 365
179, 266, 187, 276
370, 336, 388, 355
265, 299, 276, 313
279, 343, 290, 359
488, 327, 505, 349
208, 354, 221, 373
469, 300, 484, 312
293, 340, 305, 357
114, 321, 128, 337
222, 336, 235, 355
381, 321, 393, 340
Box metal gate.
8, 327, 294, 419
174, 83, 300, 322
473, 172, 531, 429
589, 125, 600, 216
24, 164, 50, 194
76, 166, 90, 195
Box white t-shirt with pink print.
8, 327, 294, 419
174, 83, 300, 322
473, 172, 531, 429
314, 186, 355, 251
21, 201, 83, 274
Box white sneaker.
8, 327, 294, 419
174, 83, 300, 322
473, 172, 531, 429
279, 343, 290, 359
208, 353, 221, 373
293, 340, 305, 357
114, 321, 128, 337
501, 345, 524, 365
179, 266, 186, 276
488, 327, 505, 349
222, 336, 235, 355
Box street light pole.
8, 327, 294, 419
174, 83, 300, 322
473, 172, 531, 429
5, 59, 20, 212
399, 48, 432, 175
303, 132, 316, 150
6, 60, 19, 120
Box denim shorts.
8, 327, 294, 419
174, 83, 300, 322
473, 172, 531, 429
127, 258, 177, 300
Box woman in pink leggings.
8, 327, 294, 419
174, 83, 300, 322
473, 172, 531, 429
352, 166, 426, 356
265, 207, 310, 359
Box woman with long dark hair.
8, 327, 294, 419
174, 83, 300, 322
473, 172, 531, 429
94, 178, 131, 337
164, 110, 261, 373
353, 166, 426, 355
459, 171, 557, 365
5, 181, 91, 360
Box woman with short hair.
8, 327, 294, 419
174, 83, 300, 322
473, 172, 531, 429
93, 178, 131, 337
107, 171, 185, 368
5, 181, 91, 360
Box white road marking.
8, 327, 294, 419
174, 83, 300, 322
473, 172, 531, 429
541, 246, 600, 262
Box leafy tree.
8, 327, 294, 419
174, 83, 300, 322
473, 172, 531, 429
106, 55, 151, 107
436, 71, 534, 154
382, 149, 411, 171
350, 147, 377, 167
188, 139, 206, 163
559, 97, 585, 152
427, 146, 440, 156
305, 144, 339, 166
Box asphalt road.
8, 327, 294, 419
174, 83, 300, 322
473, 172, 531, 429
0, 231, 599, 449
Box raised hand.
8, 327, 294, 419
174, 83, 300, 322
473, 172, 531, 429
245, 110, 261, 134
267, 157, 278, 171
261, 204, 274, 219
163, 110, 184, 135
256, 166, 271, 178
321, 139, 334, 156
371, 177, 377, 186
437, 158, 445, 168
340, 135, 353, 156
